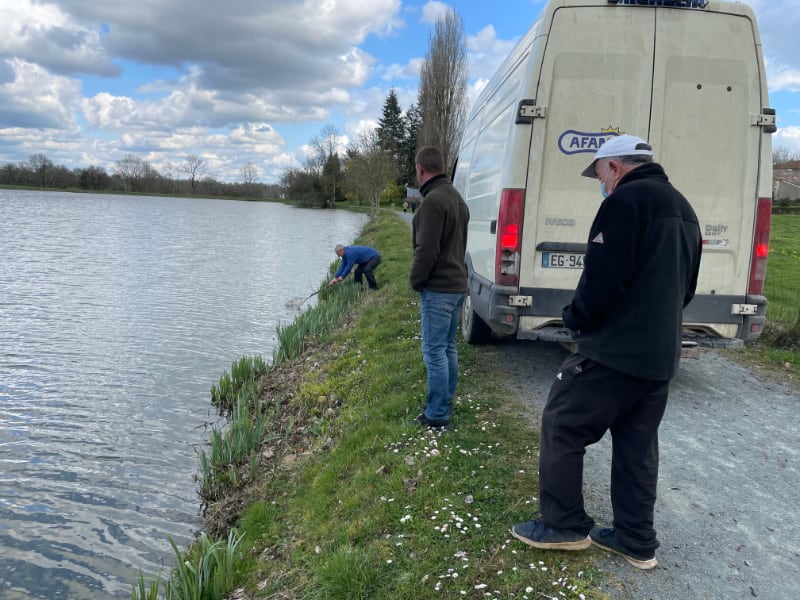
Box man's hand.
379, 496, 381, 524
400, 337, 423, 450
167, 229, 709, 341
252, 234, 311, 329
329, 277, 341, 286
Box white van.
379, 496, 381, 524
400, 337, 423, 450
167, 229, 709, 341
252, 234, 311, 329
454, 0, 775, 348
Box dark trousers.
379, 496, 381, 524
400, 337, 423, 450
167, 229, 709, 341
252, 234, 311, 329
354, 255, 381, 289
539, 353, 669, 555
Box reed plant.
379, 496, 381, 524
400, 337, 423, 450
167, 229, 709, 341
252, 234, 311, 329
273, 280, 365, 365
199, 396, 269, 502
210, 355, 268, 415
131, 529, 242, 600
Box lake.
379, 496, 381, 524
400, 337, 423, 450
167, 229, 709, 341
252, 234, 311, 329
0, 189, 368, 599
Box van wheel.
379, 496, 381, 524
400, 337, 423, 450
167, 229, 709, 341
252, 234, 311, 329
462, 290, 492, 344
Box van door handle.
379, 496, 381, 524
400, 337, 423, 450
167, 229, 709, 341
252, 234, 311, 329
490, 220, 497, 234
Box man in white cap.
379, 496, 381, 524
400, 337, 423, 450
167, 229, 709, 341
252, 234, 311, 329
511, 135, 702, 569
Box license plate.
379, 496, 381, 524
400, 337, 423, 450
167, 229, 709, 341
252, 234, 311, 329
542, 252, 584, 269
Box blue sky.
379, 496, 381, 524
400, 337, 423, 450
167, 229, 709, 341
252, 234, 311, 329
0, 0, 798, 184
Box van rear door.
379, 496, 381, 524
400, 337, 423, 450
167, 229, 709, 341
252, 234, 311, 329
518, 6, 656, 333
649, 8, 764, 331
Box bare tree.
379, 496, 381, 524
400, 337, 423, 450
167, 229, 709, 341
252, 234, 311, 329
417, 8, 468, 173
773, 147, 800, 167
183, 154, 207, 194
240, 161, 259, 185
310, 123, 343, 208
345, 129, 398, 215
115, 154, 147, 192
29, 153, 53, 187
3, 163, 19, 185
162, 161, 179, 194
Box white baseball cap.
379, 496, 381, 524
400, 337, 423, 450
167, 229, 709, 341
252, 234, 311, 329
581, 134, 654, 178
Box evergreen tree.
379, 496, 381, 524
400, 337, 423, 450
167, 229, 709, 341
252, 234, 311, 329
376, 89, 406, 182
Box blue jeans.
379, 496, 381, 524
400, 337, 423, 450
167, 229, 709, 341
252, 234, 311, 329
420, 289, 465, 421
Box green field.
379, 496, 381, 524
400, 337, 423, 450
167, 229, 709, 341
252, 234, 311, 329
764, 214, 800, 326
738, 213, 800, 372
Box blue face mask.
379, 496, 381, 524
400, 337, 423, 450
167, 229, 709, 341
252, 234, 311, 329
600, 182, 609, 199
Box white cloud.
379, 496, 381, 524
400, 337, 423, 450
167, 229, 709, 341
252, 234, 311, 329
344, 119, 379, 146
745, 0, 800, 72
466, 24, 519, 80
382, 58, 424, 81
766, 59, 800, 94
81, 66, 337, 135
420, 1, 450, 24
0, 0, 118, 76
0, 59, 81, 129
57, 0, 401, 93
774, 126, 800, 154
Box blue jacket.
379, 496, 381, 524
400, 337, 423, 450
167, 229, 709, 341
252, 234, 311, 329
335, 245, 380, 279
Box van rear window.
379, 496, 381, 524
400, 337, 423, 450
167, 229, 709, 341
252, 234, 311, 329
607, 0, 708, 8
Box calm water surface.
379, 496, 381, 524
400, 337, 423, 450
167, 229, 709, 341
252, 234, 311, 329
0, 190, 368, 599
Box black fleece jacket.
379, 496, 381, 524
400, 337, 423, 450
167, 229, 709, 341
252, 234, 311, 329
563, 162, 702, 380
409, 174, 470, 292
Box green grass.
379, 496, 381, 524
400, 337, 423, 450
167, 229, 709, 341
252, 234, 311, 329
131, 211, 606, 599
763, 214, 800, 325
134, 210, 800, 600
741, 214, 800, 373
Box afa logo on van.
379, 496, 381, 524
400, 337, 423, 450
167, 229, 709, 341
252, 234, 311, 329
558, 128, 622, 155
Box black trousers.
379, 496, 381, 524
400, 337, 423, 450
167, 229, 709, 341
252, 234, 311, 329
539, 353, 669, 555
354, 255, 381, 289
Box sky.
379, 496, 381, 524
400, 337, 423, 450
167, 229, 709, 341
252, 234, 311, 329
1, 0, 798, 184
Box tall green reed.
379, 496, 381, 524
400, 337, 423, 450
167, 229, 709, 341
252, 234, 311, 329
130, 529, 242, 600
199, 395, 269, 502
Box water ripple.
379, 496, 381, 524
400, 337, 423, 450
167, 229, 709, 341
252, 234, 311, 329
0, 190, 367, 599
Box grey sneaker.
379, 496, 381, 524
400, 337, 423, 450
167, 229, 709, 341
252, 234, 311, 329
590, 527, 658, 570
510, 518, 591, 550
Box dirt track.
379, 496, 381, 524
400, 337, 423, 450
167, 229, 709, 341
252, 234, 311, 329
492, 339, 799, 600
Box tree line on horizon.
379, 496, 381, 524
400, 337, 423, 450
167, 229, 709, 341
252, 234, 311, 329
1, 152, 285, 200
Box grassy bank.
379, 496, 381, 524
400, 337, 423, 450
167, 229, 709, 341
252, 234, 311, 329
133, 211, 605, 599
133, 212, 798, 599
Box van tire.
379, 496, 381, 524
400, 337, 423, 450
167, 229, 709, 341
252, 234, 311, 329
462, 290, 493, 344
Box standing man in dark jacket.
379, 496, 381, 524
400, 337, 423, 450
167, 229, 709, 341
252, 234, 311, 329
410, 146, 470, 429
511, 135, 702, 569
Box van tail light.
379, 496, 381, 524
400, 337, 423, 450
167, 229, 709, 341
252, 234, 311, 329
495, 188, 525, 286
747, 197, 771, 295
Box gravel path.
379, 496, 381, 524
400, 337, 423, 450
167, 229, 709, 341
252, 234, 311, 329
492, 339, 799, 600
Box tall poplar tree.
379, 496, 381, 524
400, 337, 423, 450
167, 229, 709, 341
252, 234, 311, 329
402, 103, 421, 187
417, 8, 468, 173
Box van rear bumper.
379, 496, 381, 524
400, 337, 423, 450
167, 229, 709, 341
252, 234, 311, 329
467, 272, 519, 336
505, 286, 768, 345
